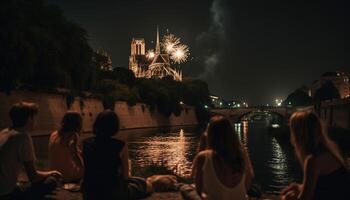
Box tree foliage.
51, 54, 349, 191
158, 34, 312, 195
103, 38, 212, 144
0, 0, 96, 93
314, 81, 340, 101
283, 87, 314, 106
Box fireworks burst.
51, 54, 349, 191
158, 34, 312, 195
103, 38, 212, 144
146, 49, 155, 60
162, 34, 180, 54
170, 44, 189, 64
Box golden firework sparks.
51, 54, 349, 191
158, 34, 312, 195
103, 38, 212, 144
146, 49, 155, 60
170, 44, 189, 64
162, 34, 180, 54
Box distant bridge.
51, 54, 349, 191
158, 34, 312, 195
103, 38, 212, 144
212, 100, 350, 130
211, 106, 299, 123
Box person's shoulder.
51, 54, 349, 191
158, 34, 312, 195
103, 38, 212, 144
10, 130, 28, 140
0, 128, 21, 144
111, 138, 125, 149
198, 149, 212, 156
83, 136, 95, 144
49, 131, 59, 141
195, 150, 212, 162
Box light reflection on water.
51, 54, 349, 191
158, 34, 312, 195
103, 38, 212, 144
126, 123, 302, 193
32, 124, 302, 194
127, 128, 198, 177
234, 121, 302, 193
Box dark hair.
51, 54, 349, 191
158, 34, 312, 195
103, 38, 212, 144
60, 111, 82, 134
9, 102, 39, 128
93, 110, 120, 138
206, 115, 245, 172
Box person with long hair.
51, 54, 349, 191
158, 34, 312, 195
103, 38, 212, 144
192, 115, 254, 200
82, 110, 151, 200
281, 111, 350, 200
49, 111, 84, 183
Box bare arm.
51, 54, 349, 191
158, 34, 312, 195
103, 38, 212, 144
120, 144, 130, 179
23, 161, 61, 183
280, 156, 318, 200
69, 133, 84, 169
298, 156, 318, 200
192, 152, 206, 198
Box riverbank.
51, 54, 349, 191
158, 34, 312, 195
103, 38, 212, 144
0, 90, 198, 136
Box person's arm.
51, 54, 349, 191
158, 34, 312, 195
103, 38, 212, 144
297, 156, 319, 200
23, 161, 62, 183
192, 152, 206, 198
120, 144, 130, 179
69, 133, 84, 170
242, 147, 254, 189
280, 183, 302, 200
21, 133, 61, 183
280, 156, 318, 200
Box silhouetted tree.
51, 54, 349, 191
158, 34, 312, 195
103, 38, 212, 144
314, 81, 340, 101
283, 87, 314, 106
0, 0, 95, 93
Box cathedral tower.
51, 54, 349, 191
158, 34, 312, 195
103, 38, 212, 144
131, 38, 145, 55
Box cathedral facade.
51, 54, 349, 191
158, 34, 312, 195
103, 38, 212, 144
128, 28, 182, 81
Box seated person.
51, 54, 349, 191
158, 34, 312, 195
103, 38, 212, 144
192, 115, 254, 200
0, 102, 62, 200
281, 111, 350, 200
82, 110, 152, 200
49, 111, 84, 183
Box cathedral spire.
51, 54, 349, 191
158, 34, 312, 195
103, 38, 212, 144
156, 26, 160, 54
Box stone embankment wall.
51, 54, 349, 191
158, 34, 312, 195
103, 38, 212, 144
0, 91, 198, 136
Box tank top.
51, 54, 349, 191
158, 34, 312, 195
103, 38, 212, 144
202, 151, 248, 200
48, 131, 83, 182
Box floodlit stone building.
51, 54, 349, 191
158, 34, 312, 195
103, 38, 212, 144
128, 28, 182, 81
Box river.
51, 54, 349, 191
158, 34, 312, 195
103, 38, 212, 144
121, 122, 301, 194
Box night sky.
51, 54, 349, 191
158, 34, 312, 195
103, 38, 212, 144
48, 0, 348, 105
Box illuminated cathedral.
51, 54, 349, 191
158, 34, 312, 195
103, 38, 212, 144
128, 28, 182, 81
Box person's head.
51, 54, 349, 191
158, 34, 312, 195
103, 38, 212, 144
9, 102, 39, 130
206, 115, 245, 172
93, 110, 120, 138
289, 111, 345, 166
59, 111, 82, 135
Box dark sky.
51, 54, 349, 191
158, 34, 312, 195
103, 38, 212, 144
48, 0, 348, 105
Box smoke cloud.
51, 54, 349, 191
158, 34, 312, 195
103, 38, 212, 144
196, 0, 231, 79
